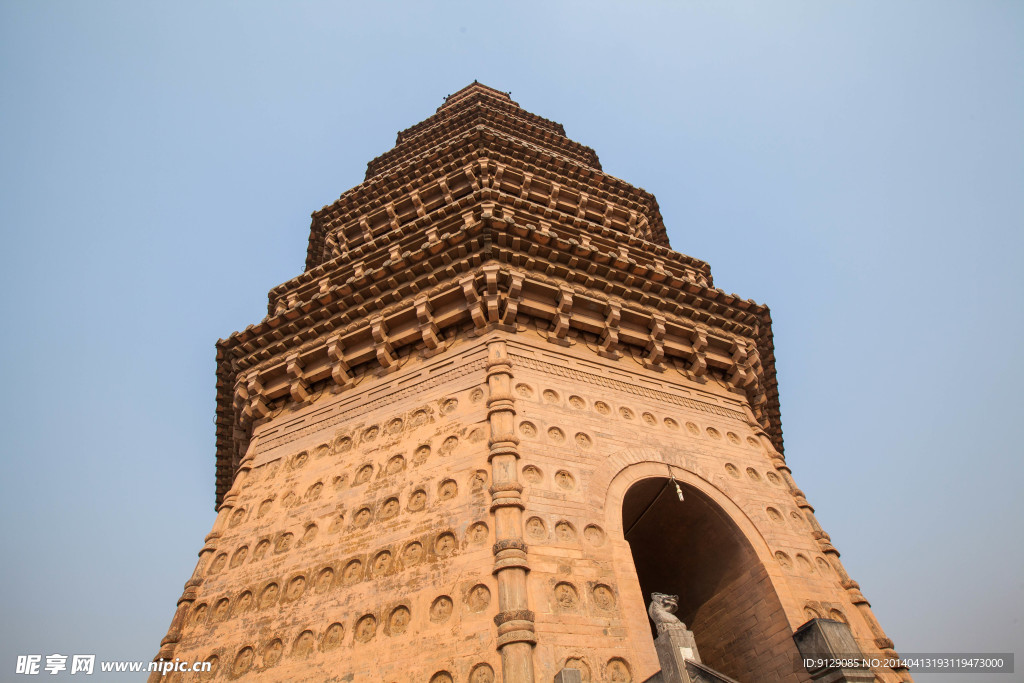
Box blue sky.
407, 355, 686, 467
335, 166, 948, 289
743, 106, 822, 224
1, 2, 1021, 680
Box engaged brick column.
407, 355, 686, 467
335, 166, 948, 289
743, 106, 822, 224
486, 340, 536, 682
760, 433, 909, 680
150, 452, 252, 679
148, 495, 233, 681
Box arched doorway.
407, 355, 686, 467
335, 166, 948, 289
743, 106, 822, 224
621, 476, 796, 681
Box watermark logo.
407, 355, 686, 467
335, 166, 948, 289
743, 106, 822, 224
15, 655, 207, 676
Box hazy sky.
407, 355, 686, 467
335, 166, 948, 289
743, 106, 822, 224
1, 2, 1021, 681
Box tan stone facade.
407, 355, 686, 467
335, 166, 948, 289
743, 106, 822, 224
153, 83, 908, 682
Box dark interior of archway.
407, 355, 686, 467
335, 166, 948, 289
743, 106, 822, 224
623, 477, 750, 633
622, 477, 792, 681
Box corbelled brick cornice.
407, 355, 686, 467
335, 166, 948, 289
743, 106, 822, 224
216, 84, 784, 505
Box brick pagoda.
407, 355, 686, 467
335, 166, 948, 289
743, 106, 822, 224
153, 82, 908, 683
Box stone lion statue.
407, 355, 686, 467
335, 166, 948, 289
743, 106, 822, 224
648, 592, 686, 632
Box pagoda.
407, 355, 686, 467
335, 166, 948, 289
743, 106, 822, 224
153, 82, 908, 683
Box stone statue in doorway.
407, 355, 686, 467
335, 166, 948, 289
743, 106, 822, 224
648, 592, 705, 678
648, 592, 686, 633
